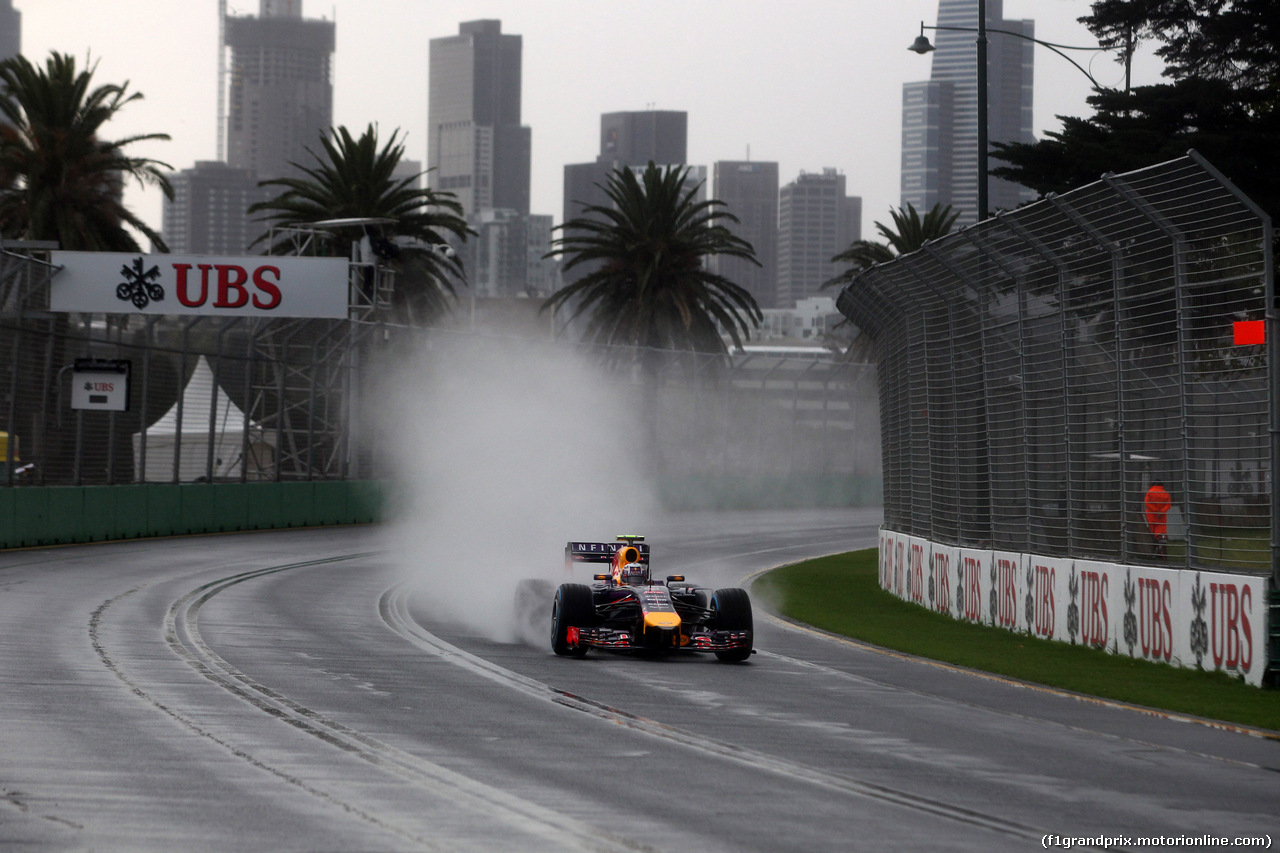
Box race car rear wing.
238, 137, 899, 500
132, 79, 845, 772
565, 538, 650, 568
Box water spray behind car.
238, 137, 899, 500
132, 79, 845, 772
376, 335, 659, 643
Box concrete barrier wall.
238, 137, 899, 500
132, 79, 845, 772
0, 481, 385, 550
877, 527, 1271, 687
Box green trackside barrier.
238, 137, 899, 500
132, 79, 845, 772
212, 483, 250, 533
47, 487, 85, 544
280, 481, 317, 528
348, 480, 383, 523
0, 488, 13, 547
179, 484, 216, 535
83, 486, 121, 542
312, 480, 348, 526
246, 481, 284, 531
145, 485, 182, 538
0, 481, 388, 550
12, 486, 49, 547
114, 485, 150, 541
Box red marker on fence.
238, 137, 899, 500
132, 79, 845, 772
1233, 320, 1265, 345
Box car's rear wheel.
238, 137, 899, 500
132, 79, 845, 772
710, 587, 753, 662
551, 583, 594, 657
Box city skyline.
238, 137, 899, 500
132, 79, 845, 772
12, 1, 1158, 246
901, 0, 1036, 226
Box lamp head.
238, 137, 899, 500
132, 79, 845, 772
909, 34, 936, 54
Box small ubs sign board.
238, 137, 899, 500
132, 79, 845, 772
71, 359, 130, 412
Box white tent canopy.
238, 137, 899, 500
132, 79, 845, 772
133, 357, 274, 482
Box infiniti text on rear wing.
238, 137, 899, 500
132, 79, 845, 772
565, 541, 650, 566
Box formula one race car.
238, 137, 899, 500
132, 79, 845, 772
547, 535, 754, 662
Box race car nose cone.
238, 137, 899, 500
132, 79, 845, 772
643, 612, 681, 630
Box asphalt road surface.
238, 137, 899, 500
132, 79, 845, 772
1, 508, 1276, 851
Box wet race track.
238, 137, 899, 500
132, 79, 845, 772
1, 508, 1277, 851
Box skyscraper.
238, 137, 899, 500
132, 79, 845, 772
428, 20, 531, 217
712, 161, 779, 309
163, 162, 270, 255
563, 110, 688, 227
777, 169, 861, 308
0, 0, 19, 63
901, 0, 1034, 226
225, 1, 334, 183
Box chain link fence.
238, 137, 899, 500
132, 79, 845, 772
1, 242, 880, 507
838, 152, 1275, 575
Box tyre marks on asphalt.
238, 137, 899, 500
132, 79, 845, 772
379, 581, 1050, 846
93, 555, 653, 853
89, 578, 418, 848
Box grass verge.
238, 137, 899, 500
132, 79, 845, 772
752, 549, 1280, 732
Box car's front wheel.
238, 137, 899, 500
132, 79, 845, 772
710, 587, 753, 662
551, 583, 594, 657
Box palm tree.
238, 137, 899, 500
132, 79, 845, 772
824, 202, 960, 290
544, 162, 763, 365
0, 52, 172, 251
822, 202, 959, 360
249, 124, 470, 325
0, 53, 175, 487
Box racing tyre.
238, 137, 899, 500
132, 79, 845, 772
710, 587, 753, 662
551, 583, 594, 657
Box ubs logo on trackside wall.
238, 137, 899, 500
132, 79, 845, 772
1209, 581, 1253, 672
50, 251, 349, 319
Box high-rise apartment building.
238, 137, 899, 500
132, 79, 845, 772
163, 162, 270, 255
712, 161, 779, 309
901, 0, 1034, 226
225, 1, 334, 183
777, 169, 861, 308
525, 214, 561, 297
563, 111, 688, 227
0, 0, 19, 63
429, 20, 534, 296
428, 20, 531, 217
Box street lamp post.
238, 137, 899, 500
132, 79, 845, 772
909, 6, 1128, 222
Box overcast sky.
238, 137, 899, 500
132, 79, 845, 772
14, 0, 1162, 243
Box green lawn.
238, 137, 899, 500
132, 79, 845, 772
753, 549, 1280, 732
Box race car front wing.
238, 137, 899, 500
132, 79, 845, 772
566, 626, 751, 652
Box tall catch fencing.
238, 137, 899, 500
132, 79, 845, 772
0, 242, 879, 508
837, 152, 1276, 577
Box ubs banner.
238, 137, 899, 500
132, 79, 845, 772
50, 252, 350, 319
878, 528, 1268, 686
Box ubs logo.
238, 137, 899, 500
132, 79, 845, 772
116, 258, 164, 308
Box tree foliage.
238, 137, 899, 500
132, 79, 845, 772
991, 1, 1280, 220
0, 52, 172, 251
824, 202, 959, 289
823, 202, 959, 360
544, 162, 763, 362
250, 124, 471, 325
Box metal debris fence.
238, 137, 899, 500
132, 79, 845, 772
837, 152, 1276, 575
0, 243, 880, 507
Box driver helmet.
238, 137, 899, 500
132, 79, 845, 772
620, 562, 649, 586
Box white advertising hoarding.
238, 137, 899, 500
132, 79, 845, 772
929, 544, 959, 618
956, 548, 991, 625
991, 551, 1025, 632
879, 527, 1270, 686
1068, 560, 1121, 652
1180, 570, 1265, 684
50, 252, 350, 319
908, 535, 930, 607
